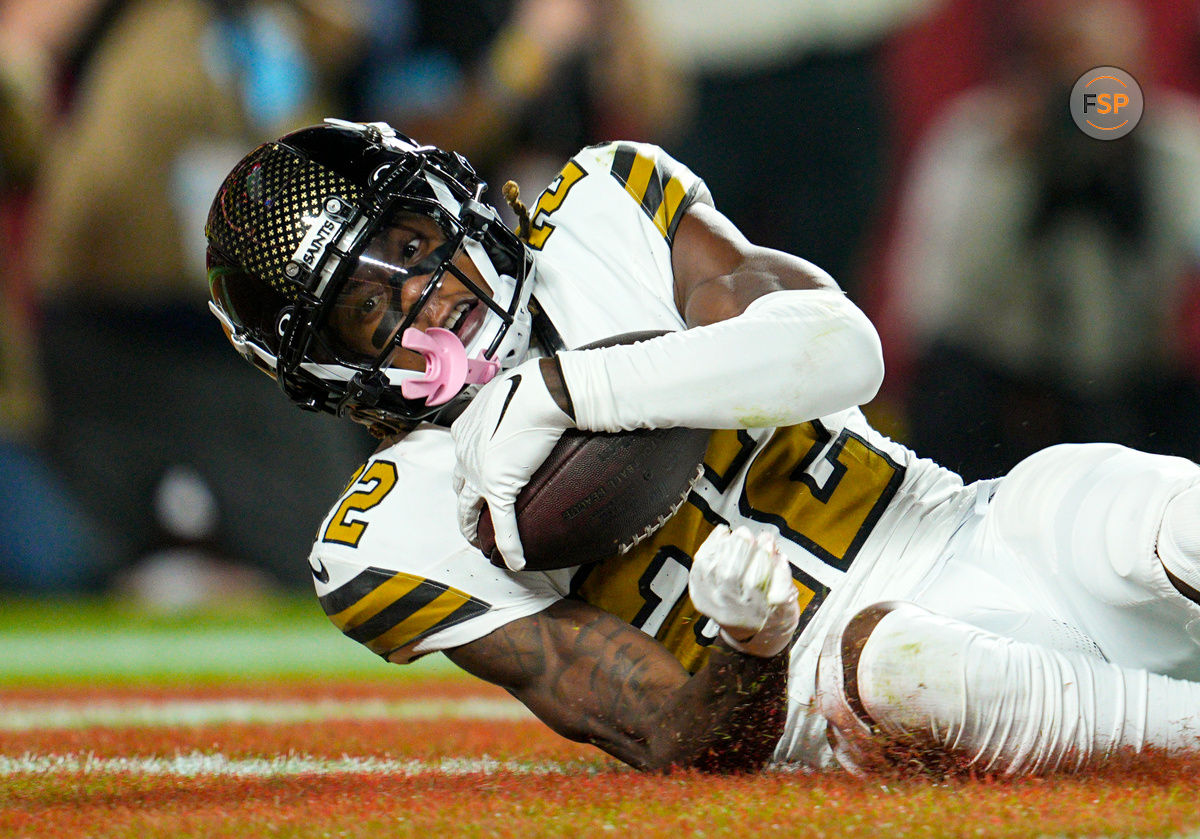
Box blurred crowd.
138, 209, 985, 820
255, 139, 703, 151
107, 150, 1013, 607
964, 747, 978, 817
1, 0, 1198, 605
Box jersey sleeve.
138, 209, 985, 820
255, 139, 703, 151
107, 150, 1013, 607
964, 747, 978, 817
523, 142, 716, 349
307, 426, 567, 664
583, 141, 714, 248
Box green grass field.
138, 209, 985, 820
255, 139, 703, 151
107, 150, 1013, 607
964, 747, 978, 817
0, 594, 407, 685
3, 593, 1200, 838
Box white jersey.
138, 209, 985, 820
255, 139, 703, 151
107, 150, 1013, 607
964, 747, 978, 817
308, 141, 975, 765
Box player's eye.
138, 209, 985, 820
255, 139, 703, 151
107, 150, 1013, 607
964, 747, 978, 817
358, 286, 390, 320
398, 237, 422, 268
338, 279, 391, 325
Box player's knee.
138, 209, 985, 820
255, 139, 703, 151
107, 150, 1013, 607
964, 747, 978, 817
1158, 483, 1200, 605
817, 602, 952, 737
853, 603, 973, 732
817, 601, 978, 774
818, 603, 892, 711
823, 601, 1001, 732
815, 601, 906, 774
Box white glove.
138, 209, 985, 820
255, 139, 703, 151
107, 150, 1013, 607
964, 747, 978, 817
451, 357, 575, 571
688, 525, 801, 658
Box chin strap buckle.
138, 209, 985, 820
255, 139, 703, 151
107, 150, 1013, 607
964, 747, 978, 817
400, 327, 499, 406
342, 370, 387, 410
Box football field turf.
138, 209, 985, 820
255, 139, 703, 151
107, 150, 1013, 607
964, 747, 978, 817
3, 594, 1199, 838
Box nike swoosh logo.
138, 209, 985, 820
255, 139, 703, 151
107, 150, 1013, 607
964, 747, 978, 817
491, 374, 522, 438
310, 557, 331, 584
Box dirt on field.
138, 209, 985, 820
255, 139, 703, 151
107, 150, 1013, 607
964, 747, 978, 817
2, 680, 1199, 839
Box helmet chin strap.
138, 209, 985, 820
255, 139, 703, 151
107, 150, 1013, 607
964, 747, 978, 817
399, 327, 499, 406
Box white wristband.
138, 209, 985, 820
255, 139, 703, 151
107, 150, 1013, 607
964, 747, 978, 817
556, 289, 883, 432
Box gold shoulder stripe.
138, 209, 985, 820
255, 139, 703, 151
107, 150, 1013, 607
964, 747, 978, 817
319, 567, 490, 657
608, 143, 698, 246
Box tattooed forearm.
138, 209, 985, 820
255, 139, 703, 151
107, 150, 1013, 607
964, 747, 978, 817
581, 639, 657, 708
446, 599, 788, 773
464, 609, 550, 679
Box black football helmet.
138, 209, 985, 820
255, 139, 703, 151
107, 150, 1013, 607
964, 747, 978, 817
205, 119, 534, 432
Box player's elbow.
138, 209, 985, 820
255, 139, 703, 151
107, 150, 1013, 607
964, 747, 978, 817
592, 725, 713, 774
635, 737, 712, 774
840, 306, 885, 407
782, 296, 885, 416
577, 731, 673, 774
752, 288, 886, 416
630, 743, 683, 774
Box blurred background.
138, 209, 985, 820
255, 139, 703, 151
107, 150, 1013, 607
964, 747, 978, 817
2, 0, 1199, 608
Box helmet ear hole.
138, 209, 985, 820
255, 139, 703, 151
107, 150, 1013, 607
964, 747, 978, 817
275, 309, 293, 339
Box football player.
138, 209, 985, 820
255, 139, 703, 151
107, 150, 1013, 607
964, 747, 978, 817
206, 119, 1200, 774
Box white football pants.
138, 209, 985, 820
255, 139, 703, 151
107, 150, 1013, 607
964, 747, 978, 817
818, 601, 1200, 775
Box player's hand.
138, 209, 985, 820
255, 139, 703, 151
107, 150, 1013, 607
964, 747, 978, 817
451, 357, 575, 571
688, 525, 800, 658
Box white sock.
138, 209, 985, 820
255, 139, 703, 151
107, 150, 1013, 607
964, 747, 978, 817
1158, 483, 1200, 597
856, 604, 1200, 775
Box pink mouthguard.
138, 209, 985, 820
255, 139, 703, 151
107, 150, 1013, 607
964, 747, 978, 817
399, 327, 500, 406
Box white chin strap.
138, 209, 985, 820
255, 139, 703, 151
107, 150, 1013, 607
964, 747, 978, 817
459, 235, 532, 372
424, 168, 534, 374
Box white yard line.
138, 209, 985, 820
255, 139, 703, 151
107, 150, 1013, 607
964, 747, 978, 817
0, 695, 592, 778
0, 752, 579, 777
0, 696, 532, 730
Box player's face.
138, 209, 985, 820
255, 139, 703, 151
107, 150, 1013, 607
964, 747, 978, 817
323, 212, 491, 371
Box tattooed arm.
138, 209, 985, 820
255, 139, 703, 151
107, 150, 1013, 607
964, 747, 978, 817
441, 598, 788, 772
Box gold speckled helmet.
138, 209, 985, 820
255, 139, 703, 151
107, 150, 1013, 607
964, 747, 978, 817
205, 119, 534, 432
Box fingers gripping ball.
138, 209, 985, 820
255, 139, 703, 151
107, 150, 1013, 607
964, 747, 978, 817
475, 331, 711, 571
688, 525, 801, 658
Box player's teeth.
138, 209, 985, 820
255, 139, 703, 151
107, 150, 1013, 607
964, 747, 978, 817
443, 301, 470, 331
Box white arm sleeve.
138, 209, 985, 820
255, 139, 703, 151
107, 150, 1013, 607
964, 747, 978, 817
556, 289, 884, 431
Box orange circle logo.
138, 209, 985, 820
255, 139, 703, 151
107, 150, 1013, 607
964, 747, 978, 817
1070, 66, 1144, 140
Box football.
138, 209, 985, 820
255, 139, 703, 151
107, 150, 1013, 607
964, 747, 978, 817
476, 331, 711, 571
